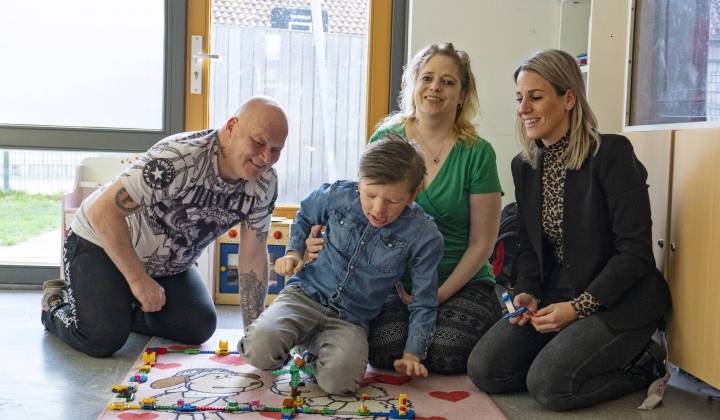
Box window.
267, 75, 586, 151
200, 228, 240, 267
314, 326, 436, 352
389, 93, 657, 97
0, 0, 186, 151
628, 0, 720, 126
0, 0, 186, 280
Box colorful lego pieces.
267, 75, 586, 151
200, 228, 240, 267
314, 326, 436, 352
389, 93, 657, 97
358, 393, 370, 415
129, 374, 148, 383
142, 349, 156, 366
108, 340, 425, 418
389, 393, 416, 419
215, 339, 229, 355
140, 397, 156, 409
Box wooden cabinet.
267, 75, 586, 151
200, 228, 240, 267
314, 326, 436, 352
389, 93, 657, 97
625, 131, 672, 271
666, 129, 720, 387
626, 129, 720, 389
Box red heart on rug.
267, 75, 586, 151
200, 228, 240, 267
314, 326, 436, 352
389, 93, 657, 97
429, 390, 470, 402
118, 413, 159, 419
152, 362, 181, 369
259, 413, 281, 419
416, 417, 447, 420
209, 354, 246, 366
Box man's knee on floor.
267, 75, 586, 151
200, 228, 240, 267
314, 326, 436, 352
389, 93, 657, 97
81, 332, 129, 358
182, 309, 217, 344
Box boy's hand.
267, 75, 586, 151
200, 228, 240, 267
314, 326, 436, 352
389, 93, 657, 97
305, 225, 325, 261
393, 352, 428, 378
275, 252, 303, 276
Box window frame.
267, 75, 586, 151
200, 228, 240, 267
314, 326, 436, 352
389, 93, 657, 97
0, 0, 187, 152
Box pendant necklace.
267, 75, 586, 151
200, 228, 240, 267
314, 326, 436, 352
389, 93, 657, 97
414, 120, 450, 164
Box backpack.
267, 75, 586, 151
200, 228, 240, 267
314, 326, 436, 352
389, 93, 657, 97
490, 202, 520, 289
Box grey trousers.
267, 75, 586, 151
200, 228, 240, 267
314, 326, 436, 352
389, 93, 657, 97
238, 286, 368, 395
467, 314, 657, 410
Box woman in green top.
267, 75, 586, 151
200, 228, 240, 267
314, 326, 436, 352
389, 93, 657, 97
307, 42, 503, 374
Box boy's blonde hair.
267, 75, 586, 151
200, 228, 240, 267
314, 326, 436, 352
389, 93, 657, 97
359, 134, 426, 193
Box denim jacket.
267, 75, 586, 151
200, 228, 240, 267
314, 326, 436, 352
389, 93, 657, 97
286, 180, 443, 358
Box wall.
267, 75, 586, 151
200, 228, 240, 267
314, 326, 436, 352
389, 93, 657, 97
587, 0, 630, 134
408, 0, 561, 203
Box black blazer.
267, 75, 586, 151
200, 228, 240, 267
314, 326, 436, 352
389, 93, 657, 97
511, 134, 671, 331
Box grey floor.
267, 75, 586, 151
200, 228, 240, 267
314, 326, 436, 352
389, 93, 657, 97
1, 288, 718, 420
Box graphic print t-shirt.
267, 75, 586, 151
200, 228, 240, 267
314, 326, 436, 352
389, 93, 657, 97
71, 129, 277, 277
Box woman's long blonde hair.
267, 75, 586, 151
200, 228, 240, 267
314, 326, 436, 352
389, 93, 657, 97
514, 49, 600, 170
378, 42, 480, 143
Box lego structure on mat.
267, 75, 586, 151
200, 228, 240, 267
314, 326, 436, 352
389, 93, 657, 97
107, 340, 416, 419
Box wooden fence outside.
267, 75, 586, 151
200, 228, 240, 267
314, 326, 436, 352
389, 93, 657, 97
210, 25, 368, 204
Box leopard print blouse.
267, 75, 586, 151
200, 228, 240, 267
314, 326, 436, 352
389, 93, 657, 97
540, 135, 569, 262
540, 135, 601, 318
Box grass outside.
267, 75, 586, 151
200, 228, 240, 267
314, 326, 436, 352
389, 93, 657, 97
0, 191, 62, 246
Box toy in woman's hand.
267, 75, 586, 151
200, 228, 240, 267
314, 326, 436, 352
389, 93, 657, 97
501, 292, 528, 319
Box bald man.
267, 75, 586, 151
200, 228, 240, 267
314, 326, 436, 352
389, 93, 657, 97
42, 96, 289, 357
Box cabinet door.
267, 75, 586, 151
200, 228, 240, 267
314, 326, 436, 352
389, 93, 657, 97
624, 131, 672, 272
668, 129, 720, 389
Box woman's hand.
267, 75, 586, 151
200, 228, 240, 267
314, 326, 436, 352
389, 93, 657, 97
393, 352, 429, 378
509, 293, 539, 326
529, 302, 578, 333
305, 225, 325, 261
395, 282, 413, 305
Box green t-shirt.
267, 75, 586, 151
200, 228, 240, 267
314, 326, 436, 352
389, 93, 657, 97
370, 124, 503, 287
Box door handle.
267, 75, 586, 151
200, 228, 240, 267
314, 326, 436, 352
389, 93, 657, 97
190, 35, 220, 95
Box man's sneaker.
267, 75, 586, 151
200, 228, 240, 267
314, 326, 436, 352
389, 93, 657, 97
41, 279, 67, 312
627, 339, 667, 383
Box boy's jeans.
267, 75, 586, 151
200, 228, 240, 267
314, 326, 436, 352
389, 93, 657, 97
239, 286, 368, 395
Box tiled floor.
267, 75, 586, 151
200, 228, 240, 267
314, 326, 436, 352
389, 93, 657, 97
1, 288, 718, 420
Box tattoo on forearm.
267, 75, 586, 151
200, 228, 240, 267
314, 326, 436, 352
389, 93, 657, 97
114, 187, 139, 213
238, 270, 267, 330
255, 230, 268, 244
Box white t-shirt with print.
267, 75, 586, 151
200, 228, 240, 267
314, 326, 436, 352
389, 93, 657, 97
71, 129, 277, 277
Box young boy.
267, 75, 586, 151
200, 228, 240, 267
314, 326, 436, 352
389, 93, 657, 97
238, 136, 443, 395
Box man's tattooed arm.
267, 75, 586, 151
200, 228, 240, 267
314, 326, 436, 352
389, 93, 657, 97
239, 270, 268, 330
114, 187, 139, 214
255, 230, 268, 244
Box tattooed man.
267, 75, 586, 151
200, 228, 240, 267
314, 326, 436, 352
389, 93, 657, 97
42, 96, 288, 357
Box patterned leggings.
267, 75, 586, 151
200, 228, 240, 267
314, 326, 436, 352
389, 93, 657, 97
368, 281, 501, 374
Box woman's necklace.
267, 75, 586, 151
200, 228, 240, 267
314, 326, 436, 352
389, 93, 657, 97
414, 120, 451, 164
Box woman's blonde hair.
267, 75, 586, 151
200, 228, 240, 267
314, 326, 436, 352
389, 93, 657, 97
378, 42, 480, 143
514, 49, 600, 170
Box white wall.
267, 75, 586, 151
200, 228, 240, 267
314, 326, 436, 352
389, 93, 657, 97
408, 0, 561, 203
